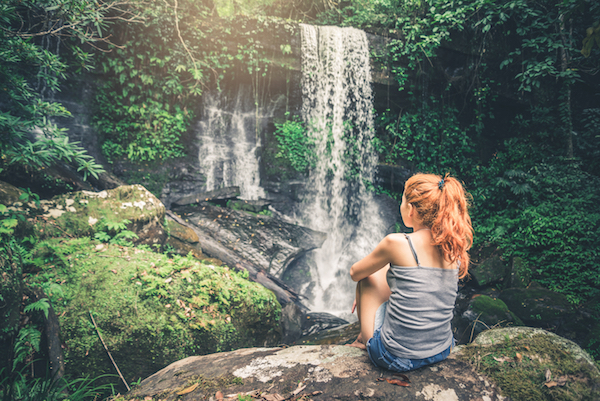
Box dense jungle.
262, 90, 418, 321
1, 0, 600, 399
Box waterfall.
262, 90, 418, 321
299, 24, 387, 319
196, 86, 267, 200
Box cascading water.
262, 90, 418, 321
196, 86, 268, 200
195, 26, 388, 319
299, 24, 388, 319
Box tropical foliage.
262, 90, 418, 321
0, 0, 144, 179
2, 0, 600, 377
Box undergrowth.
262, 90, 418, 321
26, 238, 281, 390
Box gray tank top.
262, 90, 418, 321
380, 234, 458, 359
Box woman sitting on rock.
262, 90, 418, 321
349, 173, 473, 372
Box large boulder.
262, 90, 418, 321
0, 180, 23, 205
470, 255, 508, 288
453, 294, 523, 343
499, 284, 575, 328
173, 203, 326, 280
28, 238, 281, 391
9, 184, 303, 308
125, 327, 600, 401
166, 210, 305, 307
126, 345, 504, 401
466, 327, 600, 400
22, 184, 167, 246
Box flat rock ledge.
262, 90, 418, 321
126, 345, 503, 401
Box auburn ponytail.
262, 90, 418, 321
404, 173, 473, 279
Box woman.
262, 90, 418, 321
349, 173, 473, 372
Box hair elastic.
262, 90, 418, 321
438, 179, 445, 190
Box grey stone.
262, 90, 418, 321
280, 303, 303, 345
127, 345, 505, 401
173, 186, 241, 207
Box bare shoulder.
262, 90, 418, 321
381, 233, 413, 266
382, 233, 409, 248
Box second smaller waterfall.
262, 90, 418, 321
196, 86, 268, 200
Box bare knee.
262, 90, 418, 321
359, 272, 390, 298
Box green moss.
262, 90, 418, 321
460, 334, 600, 400
27, 238, 281, 389
471, 256, 508, 287
471, 295, 524, 327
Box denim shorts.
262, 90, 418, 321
365, 302, 454, 372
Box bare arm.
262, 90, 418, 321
350, 235, 400, 282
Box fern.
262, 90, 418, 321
110, 230, 138, 246
105, 219, 130, 232
12, 326, 42, 370
1, 365, 115, 401
10, 240, 31, 266
23, 298, 50, 319
94, 231, 111, 242
94, 218, 134, 244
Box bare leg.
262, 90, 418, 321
348, 266, 391, 349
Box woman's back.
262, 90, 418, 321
384, 229, 456, 270
380, 233, 458, 359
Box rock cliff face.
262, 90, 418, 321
125, 327, 600, 401
33, 21, 405, 211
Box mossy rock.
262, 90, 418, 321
471, 295, 524, 327
226, 199, 270, 214
166, 219, 200, 244
30, 185, 167, 246
455, 295, 523, 342
27, 238, 281, 390
460, 327, 600, 401
470, 255, 508, 288
500, 286, 575, 327
165, 219, 203, 258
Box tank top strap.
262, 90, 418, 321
403, 233, 421, 267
